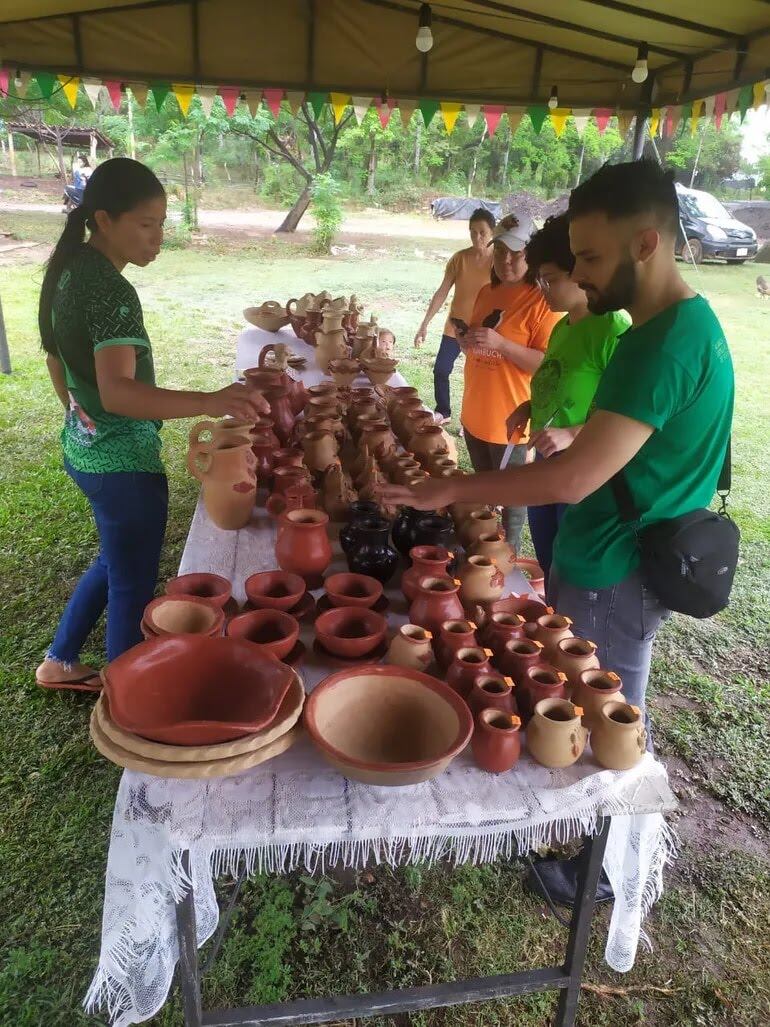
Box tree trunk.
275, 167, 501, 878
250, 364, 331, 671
8, 132, 16, 176
127, 97, 136, 159
366, 131, 377, 195
276, 183, 312, 233
413, 118, 422, 175
468, 124, 488, 196
54, 129, 67, 183
574, 142, 585, 187
500, 132, 511, 186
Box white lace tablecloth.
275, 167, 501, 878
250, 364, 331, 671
86, 329, 677, 1026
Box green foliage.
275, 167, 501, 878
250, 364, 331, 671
310, 172, 343, 253
662, 122, 742, 190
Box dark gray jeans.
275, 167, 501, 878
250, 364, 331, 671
462, 427, 527, 552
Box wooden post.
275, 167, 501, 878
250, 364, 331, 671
127, 96, 136, 159
90, 132, 97, 163
7, 131, 16, 176
0, 295, 11, 375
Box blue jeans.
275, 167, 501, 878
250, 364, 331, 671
48, 462, 168, 663
527, 454, 568, 580
462, 427, 528, 552
433, 334, 461, 417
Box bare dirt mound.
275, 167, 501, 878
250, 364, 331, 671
502, 190, 569, 222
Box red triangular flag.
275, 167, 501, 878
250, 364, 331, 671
104, 80, 122, 111
482, 104, 504, 136
263, 88, 283, 118
714, 92, 727, 130
376, 97, 396, 129
0, 68, 9, 97
219, 86, 239, 117
594, 108, 613, 134
664, 107, 675, 138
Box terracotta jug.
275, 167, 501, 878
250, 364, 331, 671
401, 545, 453, 602
591, 702, 647, 770
495, 637, 545, 684
520, 664, 569, 723
315, 330, 349, 373
250, 436, 274, 483
446, 646, 496, 700
471, 710, 522, 773
187, 437, 256, 530
300, 308, 324, 346
469, 533, 517, 577
527, 699, 588, 769
302, 429, 339, 473
386, 624, 435, 673
392, 457, 424, 485
361, 422, 395, 458
286, 292, 317, 318
574, 670, 626, 731
409, 576, 464, 636
551, 637, 600, 693
275, 508, 332, 587
526, 613, 574, 658
188, 419, 252, 450
349, 398, 381, 424
391, 397, 424, 438
468, 674, 517, 718
411, 425, 449, 468
264, 385, 295, 446
386, 385, 419, 410
479, 612, 526, 655
252, 416, 280, 449
435, 618, 478, 671
266, 465, 312, 517
458, 555, 505, 606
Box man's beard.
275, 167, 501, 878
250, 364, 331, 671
582, 257, 636, 314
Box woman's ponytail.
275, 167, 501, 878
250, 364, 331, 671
38, 206, 88, 355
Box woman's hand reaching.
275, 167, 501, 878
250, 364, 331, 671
204, 383, 269, 421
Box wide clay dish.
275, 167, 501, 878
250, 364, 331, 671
243, 306, 290, 332
102, 635, 294, 745
304, 665, 473, 786
143, 595, 224, 637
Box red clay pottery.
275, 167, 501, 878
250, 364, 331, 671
315, 606, 388, 660
303, 664, 473, 786
346, 517, 399, 585
320, 461, 357, 522
520, 664, 569, 722
165, 573, 232, 610
187, 437, 256, 530
315, 330, 349, 373
283, 481, 318, 515
514, 557, 546, 596
143, 595, 224, 638
458, 555, 505, 606
324, 572, 383, 609
245, 570, 306, 612
468, 675, 517, 718
446, 646, 496, 700
471, 709, 522, 773
574, 669, 626, 731
469, 533, 517, 576
276, 508, 332, 587
328, 357, 361, 388
401, 545, 453, 602
242, 367, 284, 392
266, 466, 312, 517
479, 612, 526, 655
339, 500, 381, 556
103, 635, 294, 745
458, 508, 499, 548
285, 374, 307, 416
251, 436, 275, 484
527, 698, 588, 769
225, 609, 299, 662
264, 385, 296, 447
410, 514, 460, 571
273, 447, 305, 470
495, 637, 545, 683
409, 576, 465, 636
435, 618, 478, 671
552, 637, 600, 693
486, 593, 553, 624
386, 624, 434, 672
591, 701, 647, 771
307, 381, 338, 401
526, 613, 574, 659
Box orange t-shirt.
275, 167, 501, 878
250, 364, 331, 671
461, 282, 561, 445
442, 248, 494, 338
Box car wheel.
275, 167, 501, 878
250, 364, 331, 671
682, 238, 703, 264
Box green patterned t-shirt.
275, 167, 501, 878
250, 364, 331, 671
52, 244, 164, 473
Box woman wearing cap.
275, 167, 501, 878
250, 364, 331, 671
459, 213, 560, 549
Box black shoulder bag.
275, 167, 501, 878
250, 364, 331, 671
609, 440, 740, 618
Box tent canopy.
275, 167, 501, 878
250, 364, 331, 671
1, 0, 770, 111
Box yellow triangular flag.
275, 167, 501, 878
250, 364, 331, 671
649, 108, 660, 137
549, 107, 571, 137
440, 101, 462, 134
59, 75, 80, 109
398, 99, 418, 125
172, 83, 195, 117
330, 92, 350, 124
753, 81, 768, 109
690, 98, 703, 136
286, 91, 304, 115
129, 83, 148, 108
506, 109, 524, 135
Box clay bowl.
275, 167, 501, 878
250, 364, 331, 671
304, 665, 474, 786
225, 609, 299, 661
164, 572, 232, 610
102, 635, 294, 745
243, 306, 290, 332
143, 595, 224, 638
315, 605, 387, 659
324, 572, 384, 610
245, 570, 307, 612
328, 358, 361, 388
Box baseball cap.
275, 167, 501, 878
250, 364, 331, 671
489, 213, 535, 252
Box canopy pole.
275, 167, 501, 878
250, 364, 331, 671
632, 115, 647, 160
0, 295, 11, 375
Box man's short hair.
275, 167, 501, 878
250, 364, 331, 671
568, 159, 679, 237
525, 213, 574, 285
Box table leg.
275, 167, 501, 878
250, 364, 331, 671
175, 850, 203, 1027
554, 816, 611, 1027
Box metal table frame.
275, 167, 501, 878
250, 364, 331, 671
173, 817, 611, 1027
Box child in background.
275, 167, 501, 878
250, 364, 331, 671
377, 328, 397, 358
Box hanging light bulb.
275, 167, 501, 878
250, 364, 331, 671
416, 3, 434, 53
632, 44, 649, 84
548, 85, 558, 110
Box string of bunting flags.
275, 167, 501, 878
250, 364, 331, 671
2, 65, 770, 139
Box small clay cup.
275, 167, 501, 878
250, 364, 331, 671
143, 595, 224, 638
324, 572, 384, 610
245, 570, 306, 612
225, 608, 299, 661
165, 572, 232, 610
315, 606, 388, 659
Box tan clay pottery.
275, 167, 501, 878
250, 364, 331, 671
321, 310, 346, 334
321, 460, 357, 521
495, 637, 545, 685
300, 309, 324, 346
315, 330, 349, 374
328, 357, 360, 388
410, 424, 449, 468
386, 624, 434, 672
304, 413, 345, 441
188, 419, 253, 450
401, 545, 453, 603
348, 398, 380, 424
361, 423, 395, 458
390, 397, 424, 437
302, 429, 339, 473
470, 533, 517, 576
479, 612, 526, 655
258, 341, 290, 370
187, 437, 256, 530
591, 701, 647, 771
527, 698, 588, 769
361, 355, 398, 386
429, 456, 457, 478
143, 595, 224, 638
574, 670, 626, 730
458, 555, 505, 606
551, 637, 600, 693
275, 508, 332, 587
458, 508, 499, 548
526, 613, 574, 658
226, 608, 299, 662
308, 381, 338, 399
436, 618, 478, 671
471, 709, 522, 773
446, 646, 496, 700
409, 576, 464, 636
519, 664, 569, 722
315, 605, 387, 659
286, 292, 317, 318
386, 385, 419, 409
244, 302, 290, 332
245, 570, 306, 612
468, 674, 516, 718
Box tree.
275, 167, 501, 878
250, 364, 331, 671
662, 123, 742, 190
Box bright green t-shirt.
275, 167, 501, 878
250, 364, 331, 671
53, 244, 164, 474
553, 295, 734, 589
530, 310, 629, 431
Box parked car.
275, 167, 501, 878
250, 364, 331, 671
675, 183, 758, 264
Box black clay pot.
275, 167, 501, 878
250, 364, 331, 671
391, 506, 437, 563
412, 513, 462, 576
339, 501, 381, 556
347, 516, 399, 584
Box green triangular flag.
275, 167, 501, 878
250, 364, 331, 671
150, 82, 171, 111
419, 98, 439, 126
679, 103, 692, 134
738, 84, 752, 122
308, 91, 327, 119
528, 105, 547, 134
36, 71, 56, 99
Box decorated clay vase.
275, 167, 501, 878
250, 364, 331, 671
410, 425, 449, 469
315, 330, 349, 374
258, 341, 290, 371
469, 533, 517, 577
386, 624, 435, 673
321, 461, 357, 522
471, 709, 522, 774
188, 418, 253, 451
591, 702, 647, 771
275, 508, 332, 587
401, 546, 452, 602
574, 670, 626, 731
458, 555, 505, 606
468, 674, 517, 718
346, 516, 399, 584
187, 437, 256, 530
551, 637, 600, 693
339, 500, 381, 555
520, 664, 569, 723
495, 637, 545, 684
302, 429, 339, 474
409, 576, 464, 636
457, 508, 499, 548
264, 385, 295, 446
479, 612, 526, 655
446, 646, 496, 700
401, 408, 435, 446
266, 465, 312, 517
526, 613, 574, 659
527, 699, 588, 769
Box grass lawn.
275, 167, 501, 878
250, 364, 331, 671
0, 213, 768, 1027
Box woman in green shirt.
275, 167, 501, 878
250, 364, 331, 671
36, 158, 266, 691
507, 214, 629, 584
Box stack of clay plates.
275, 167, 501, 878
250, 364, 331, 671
90, 670, 304, 778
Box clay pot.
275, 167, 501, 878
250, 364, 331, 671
401, 545, 453, 602
386, 624, 434, 672
429, 455, 457, 478
252, 416, 281, 448
264, 385, 295, 446
320, 461, 357, 522
470, 533, 517, 576
458, 509, 499, 548
266, 465, 312, 517
315, 330, 349, 373
591, 701, 647, 771
527, 698, 588, 769
410, 513, 460, 571
324, 572, 383, 609
275, 508, 332, 586
285, 374, 307, 417
284, 481, 318, 514
479, 612, 526, 655
468, 674, 517, 718
143, 595, 224, 638
308, 382, 338, 401
273, 447, 305, 470
258, 340, 290, 370
401, 408, 436, 444
574, 670, 626, 731
446, 646, 496, 700
392, 506, 433, 561
410, 425, 449, 468
520, 664, 569, 722
526, 614, 574, 659
435, 619, 478, 671
515, 557, 546, 597
315, 605, 388, 659
251, 437, 275, 483
346, 516, 399, 584
349, 398, 381, 424
386, 385, 419, 409
165, 572, 232, 610
321, 310, 346, 334
245, 570, 306, 612
409, 576, 464, 636
302, 429, 339, 473
390, 456, 423, 484
551, 637, 600, 693
495, 637, 545, 684
188, 418, 253, 450
361, 422, 395, 458
361, 356, 398, 386
226, 609, 299, 662
339, 500, 381, 555
304, 413, 345, 442
242, 367, 284, 392
458, 555, 505, 606
390, 397, 424, 437
471, 709, 522, 773
187, 437, 256, 531
328, 357, 361, 388
485, 593, 553, 624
